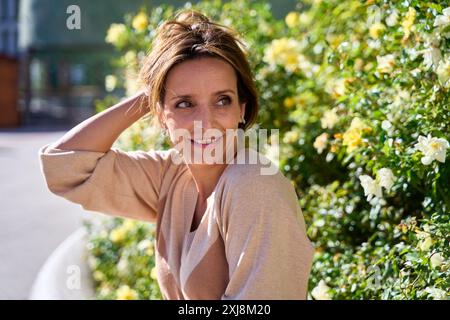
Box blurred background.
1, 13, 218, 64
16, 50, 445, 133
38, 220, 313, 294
0, 0, 298, 300
1, 0, 448, 300
4, 0, 301, 128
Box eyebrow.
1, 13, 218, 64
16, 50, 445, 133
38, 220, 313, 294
169, 89, 236, 101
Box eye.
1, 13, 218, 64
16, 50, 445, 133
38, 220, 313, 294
175, 100, 193, 109
217, 96, 232, 106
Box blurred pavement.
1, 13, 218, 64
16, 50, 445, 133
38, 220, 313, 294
0, 126, 96, 299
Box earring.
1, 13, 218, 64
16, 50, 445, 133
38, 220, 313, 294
240, 115, 246, 125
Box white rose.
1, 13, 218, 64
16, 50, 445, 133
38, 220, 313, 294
414, 134, 449, 165
377, 168, 395, 191
117, 257, 129, 276
436, 58, 450, 87
381, 120, 394, 136
422, 47, 442, 71
359, 175, 382, 201
386, 9, 399, 27
321, 108, 339, 129
137, 239, 153, 251
430, 252, 444, 268
105, 75, 117, 92
313, 133, 329, 154
424, 287, 448, 300
311, 280, 332, 300
434, 7, 450, 38
418, 235, 433, 251
377, 54, 396, 74
433, 7, 450, 27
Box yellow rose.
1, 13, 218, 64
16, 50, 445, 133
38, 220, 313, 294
123, 50, 138, 66
151, 267, 158, 280
342, 117, 370, 152
369, 22, 386, 39
334, 133, 343, 140
116, 285, 138, 300
343, 128, 362, 152
330, 144, 338, 153
105, 23, 127, 46
285, 12, 300, 28
283, 97, 296, 108
402, 7, 416, 30
283, 130, 299, 144
109, 227, 127, 243
93, 271, 105, 282
326, 34, 345, 50
122, 219, 137, 232
402, 7, 416, 40
263, 38, 304, 73
349, 117, 369, 132
146, 247, 154, 256
132, 12, 149, 32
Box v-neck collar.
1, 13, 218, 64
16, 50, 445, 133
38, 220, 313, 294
184, 144, 246, 237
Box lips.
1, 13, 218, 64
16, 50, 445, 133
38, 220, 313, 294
190, 134, 224, 147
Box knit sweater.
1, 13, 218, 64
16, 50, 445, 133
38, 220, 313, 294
38, 143, 314, 300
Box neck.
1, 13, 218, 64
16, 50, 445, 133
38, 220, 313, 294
187, 163, 228, 201
183, 136, 243, 201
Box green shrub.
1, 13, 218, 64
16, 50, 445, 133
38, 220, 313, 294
275, 0, 449, 300
84, 218, 162, 300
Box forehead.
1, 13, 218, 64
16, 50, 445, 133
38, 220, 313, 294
164, 57, 237, 95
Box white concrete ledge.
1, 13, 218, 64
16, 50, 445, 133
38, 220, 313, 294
29, 228, 96, 300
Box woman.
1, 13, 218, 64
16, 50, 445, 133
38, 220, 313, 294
38, 9, 314, 300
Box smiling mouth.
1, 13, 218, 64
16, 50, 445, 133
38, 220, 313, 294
190, 135, 224, 147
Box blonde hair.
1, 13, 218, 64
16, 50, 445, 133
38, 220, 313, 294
138, 9, 259, 130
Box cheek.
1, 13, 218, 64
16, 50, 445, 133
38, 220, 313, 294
216, 104, 241, 126
221, 117, 239, 129
163, 109, 182, 128
166, 116, 191, 133
164, 117, 191, 146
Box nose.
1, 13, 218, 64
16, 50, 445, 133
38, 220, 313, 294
195, 105, 214, 130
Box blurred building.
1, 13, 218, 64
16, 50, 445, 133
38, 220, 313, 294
17, 0, 157, 128
1, 0, 296, 129
0, 0, 20, 127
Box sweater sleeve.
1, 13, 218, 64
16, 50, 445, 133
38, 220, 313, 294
219, 169, 315, 300
38, 143, 170, 222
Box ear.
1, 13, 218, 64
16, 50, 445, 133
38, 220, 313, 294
240, 102, 246, 119
156, 102, 167, 129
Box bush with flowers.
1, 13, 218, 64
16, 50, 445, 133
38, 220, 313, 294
89, 0, 449, 299
84, 217, 162, 299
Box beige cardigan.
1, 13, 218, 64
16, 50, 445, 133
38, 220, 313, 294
38, 143, 314, 300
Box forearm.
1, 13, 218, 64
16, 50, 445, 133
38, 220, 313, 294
52, 90, 149, 153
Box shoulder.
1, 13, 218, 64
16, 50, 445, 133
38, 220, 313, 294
219, 148, 297, 205
214, 148, 305, 236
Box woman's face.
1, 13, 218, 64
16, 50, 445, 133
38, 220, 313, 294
161, 56, 246, 164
